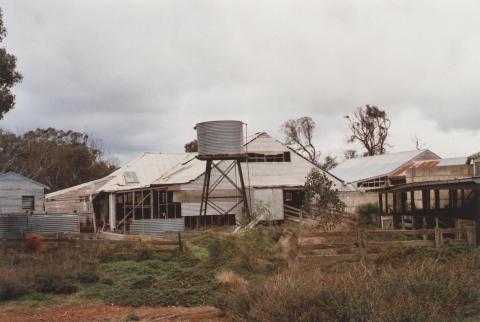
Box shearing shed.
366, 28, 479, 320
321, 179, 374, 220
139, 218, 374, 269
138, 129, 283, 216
45, 132, 349, 234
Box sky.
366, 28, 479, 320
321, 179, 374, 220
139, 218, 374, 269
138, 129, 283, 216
1, 0, 479, 164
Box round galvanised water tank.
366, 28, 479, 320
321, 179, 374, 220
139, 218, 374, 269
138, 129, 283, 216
196, 120, 244, 156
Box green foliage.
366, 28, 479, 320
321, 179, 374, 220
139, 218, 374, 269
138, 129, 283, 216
205, 228, 284, 276
16, 292, 48, 302
0, 8, 23, 120
0, 230, 284, 308
0, 128, 117, 191
302, 168, 345, 230
356, 202, 378, 227
184, 139, 198, 152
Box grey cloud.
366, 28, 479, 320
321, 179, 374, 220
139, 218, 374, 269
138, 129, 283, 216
1, 0, 480, 163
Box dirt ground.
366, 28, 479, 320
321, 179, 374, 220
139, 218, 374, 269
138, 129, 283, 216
0, 298, 225, 322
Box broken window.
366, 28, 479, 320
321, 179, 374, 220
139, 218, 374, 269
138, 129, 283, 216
357, 176, 388, 188
242, 152, 291, 163
22, 196, 35, 210
157, 191, 181, 219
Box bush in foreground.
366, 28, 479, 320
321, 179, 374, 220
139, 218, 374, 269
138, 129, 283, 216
224, 252, 480, 322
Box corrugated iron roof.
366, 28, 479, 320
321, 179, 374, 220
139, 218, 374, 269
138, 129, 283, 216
330, 149, 441, 184
390, 157, 468, 177
154, 134, 350, 191
100, 153, 195, 192
390, 160, 441, 177
0, 172, 50, 190
49, 132, 352, 196
438, 157, 468, 166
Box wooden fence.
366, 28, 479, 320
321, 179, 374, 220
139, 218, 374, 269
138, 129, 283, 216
297, 228, 475, 263
0, 231, 185, 253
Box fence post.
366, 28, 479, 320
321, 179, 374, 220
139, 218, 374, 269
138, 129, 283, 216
466, 228, 472, 246
434, 228, 442, 249
358, 230, 366, 263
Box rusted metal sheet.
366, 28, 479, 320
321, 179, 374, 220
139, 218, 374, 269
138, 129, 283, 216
129, 218, 184, 235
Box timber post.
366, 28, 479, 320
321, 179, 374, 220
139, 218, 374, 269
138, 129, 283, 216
357, 229, 367, 263
475, 190, 480, 247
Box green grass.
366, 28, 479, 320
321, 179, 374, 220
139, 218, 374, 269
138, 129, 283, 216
78, 228, 284, 307
15, 292, 48, 302
0, 227, 284, 307
82, 254, 219, 307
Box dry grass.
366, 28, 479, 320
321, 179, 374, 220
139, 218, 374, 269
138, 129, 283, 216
0, 241, 128, 301
223, 250, 480, 322
216, 271, 248, 294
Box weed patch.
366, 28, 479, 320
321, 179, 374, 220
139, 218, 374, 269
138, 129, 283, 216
224, 250, 480, 322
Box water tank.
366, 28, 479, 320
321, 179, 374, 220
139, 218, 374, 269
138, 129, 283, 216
196, 120, 244, 157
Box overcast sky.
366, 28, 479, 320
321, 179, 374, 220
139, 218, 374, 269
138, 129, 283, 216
1, 1, 479, 164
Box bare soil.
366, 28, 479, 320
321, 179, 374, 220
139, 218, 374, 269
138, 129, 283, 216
0, 300, 225, 322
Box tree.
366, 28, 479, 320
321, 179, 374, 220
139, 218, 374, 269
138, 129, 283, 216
281, 117, 318, 164
344, 149, 358, 160
184, 139, 198, 152
412, 134, 424, 150
302, 168, 345, 230
345, 105, 391, 156
319, 155, 338, 171
0, 8, 23, 119
0, 128, 117, 191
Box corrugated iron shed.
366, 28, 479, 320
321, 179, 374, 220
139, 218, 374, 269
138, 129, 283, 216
330, 149, 441, 184
48, 131, 352, 198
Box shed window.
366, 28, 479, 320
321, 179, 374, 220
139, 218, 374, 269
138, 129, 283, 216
22, 196, 35, 210
242, 152, 291, 163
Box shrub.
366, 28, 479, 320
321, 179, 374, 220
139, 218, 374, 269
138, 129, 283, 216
24, 234, 47, 253
356, 203, 378, 227
77, 271, 100, 284
0, 274, 27, 301
126, 312, 141, 321
130, 275, 155, 289
34, 272, 77, 294
302, 168, 346, 230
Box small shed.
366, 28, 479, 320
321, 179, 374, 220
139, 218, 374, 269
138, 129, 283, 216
0, 172, 49, 214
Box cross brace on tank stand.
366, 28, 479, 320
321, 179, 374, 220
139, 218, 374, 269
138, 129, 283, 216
197, 155, 251, 227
